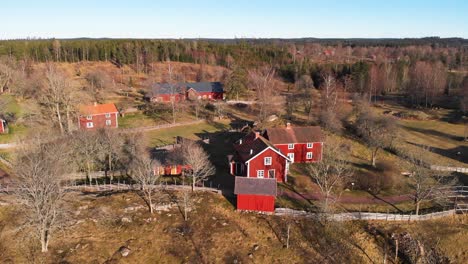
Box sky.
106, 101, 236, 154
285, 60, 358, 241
1, 0, 467, 39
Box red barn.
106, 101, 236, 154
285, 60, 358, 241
0, 119, 8, 134
147, 82, 224, 103
234, 176, 277, 213
262, 123, 323, 163
78, 103, 119, 130
230, 131, 291, 182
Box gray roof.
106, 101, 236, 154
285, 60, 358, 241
186, 82, 224, 93
148, 82, 224, 96
234, 177, 277, 196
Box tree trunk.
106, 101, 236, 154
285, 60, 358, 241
415, 201, 421, 216
65, 104, 71, 133
55, 103, 64, 134
371, 148, 378, 167
148, 194, 153, 214
41, 229, 49, 253
192, 177, 196, 192
108, 152, 113, 181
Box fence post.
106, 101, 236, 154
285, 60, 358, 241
386, 210, 389, 221
408, 213, 412, 223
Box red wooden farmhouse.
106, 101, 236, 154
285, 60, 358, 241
234, 177, 277, 213
230, 131, 291, 183
147, 82, 224, 103
78, 103, 119, 130
262, 123, 323, 163
0, 119, 8, 134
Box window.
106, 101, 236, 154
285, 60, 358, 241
105, 113, 111, 118
307, 143, 313, 148
268, 169, 275, 178
264, 157, 272, 165
306, 152, 313, 159
86, 115, 92, 120
106, 120, 112, 126
288, 143, 294, 149
86, 122, 94, 128
288, 153, 294, 163
257, 170, 264, 178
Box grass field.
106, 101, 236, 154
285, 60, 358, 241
144, 119, 230, 147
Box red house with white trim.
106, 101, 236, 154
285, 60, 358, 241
78, 103, 119, 130
0, 119, 8, 134
230, 131, 291, 183
262, 123, 323, 163
234, 177, 276, 213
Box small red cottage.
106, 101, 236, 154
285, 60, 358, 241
0, 119, 8, 134
234, 176, 277, 213
230, 131, 291, 182
78, 103, 119, 130
147, 82, 224, 103
262, 123, 323, 163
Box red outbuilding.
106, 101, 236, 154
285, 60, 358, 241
78, 103, 119, 130
262, 123, 323, 163
147, 82, 224, 103
0, 119, 8, 134
230, 131, 291, 182
234, 176, 277, 213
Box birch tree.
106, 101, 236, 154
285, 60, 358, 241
14, 139, 71, 252
306, 141, 352, 213
130, 155, 161, 214
248, 66, 277, 122
405, 147, 450, 215
181, 140, 215, 191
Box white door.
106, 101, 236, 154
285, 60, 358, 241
288, 153, 294, 163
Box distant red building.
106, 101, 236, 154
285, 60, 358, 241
78, 103, 119, 130
147, 82, 224, 103
262, 123, 323, 163
0, 119, 8, 134
230, 131, 291, 182
234, 177, 277, 213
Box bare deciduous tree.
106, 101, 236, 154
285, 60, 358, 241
130, 155, 161, 214
355, 108, 397, 167
0, 56, 15, 93
72, 131, 104, 181
180, 140, 215, 191
248, 66, 277, 122
306, 140, 352, 213
404, 147, 451, 215
14, 139, 71, 252
42, 65, 76, 134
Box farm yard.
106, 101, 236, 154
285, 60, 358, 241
0, 36, 466, 263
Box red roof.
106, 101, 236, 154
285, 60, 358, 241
79, 103, 118, 116
263, 125, 323, 144
233, 132, 289, 162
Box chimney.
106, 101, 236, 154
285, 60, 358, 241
254, 131, 260, 139
286, 122, 291, 129
250, 149, 253, 155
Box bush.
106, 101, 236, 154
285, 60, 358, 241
353, 161, 396, 194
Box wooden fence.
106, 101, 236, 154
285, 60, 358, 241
431, 165, 468, 174
274, 208, 458, 221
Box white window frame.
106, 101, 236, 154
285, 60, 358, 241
264, 157, 272, 165
105, 113, 111, 118
268, 169, 275, 178
257, 170, 264, 178
306, 152, 313, 159
86, 115, 92, 120
105, 119, 112, 126
288, 143, 294, 149
307, 143, 313, 148
86, 122, 94, 128
288, 153, 294, 163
